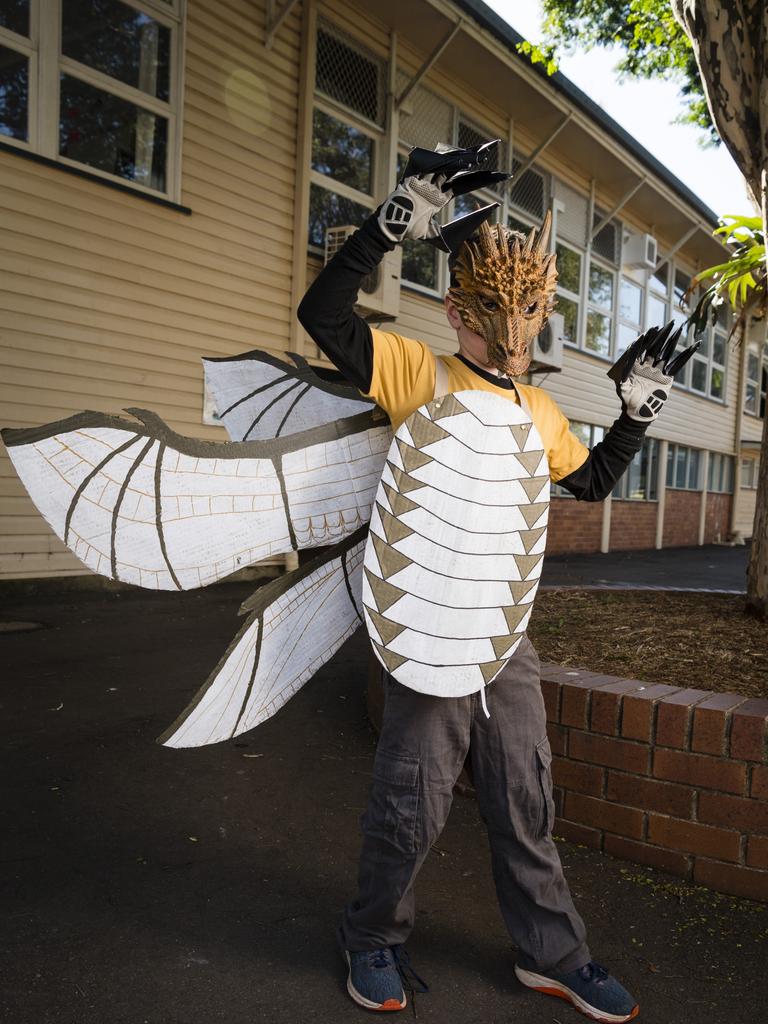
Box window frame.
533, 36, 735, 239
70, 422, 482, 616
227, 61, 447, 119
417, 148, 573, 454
554, 238, 583, 349
0, 0, 184, 202
585, 254, 617, 360
613, 435, 658, 501
708, 452, 734, 494
666, 443, 703, 491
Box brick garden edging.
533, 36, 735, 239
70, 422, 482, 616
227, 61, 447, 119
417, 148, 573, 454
541, 664, 768, 903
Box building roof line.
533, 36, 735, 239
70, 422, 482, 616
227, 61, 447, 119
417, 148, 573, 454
455, 0, 721, 229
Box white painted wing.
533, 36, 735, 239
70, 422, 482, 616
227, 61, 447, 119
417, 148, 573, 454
203, 349, 376, 441
159, 530, 366, 747
2, 408, 390, 590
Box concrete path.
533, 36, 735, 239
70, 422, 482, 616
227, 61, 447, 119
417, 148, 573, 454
542, 543, 749, 593
1, 582, 765, 1024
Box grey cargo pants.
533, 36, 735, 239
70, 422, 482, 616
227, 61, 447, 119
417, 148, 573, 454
342, 636, 590, 974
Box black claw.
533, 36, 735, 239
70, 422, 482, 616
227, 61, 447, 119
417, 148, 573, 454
647, 322, 674, 363
401, 139, 502, 185
665, 342, 700, 376
659, 325, 683, 366
432, 203, 500, 254
448, 169, 510, 196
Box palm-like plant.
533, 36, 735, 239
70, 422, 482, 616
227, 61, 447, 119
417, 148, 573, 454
686, 215, 766, 344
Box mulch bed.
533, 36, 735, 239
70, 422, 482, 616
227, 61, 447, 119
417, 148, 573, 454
528, 589, 768, 700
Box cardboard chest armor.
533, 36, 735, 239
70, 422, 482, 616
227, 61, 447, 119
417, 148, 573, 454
362, 383, 549, 698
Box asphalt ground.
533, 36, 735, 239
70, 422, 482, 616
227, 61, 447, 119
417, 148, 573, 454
1, 570, 766, 1024
541, 543, 749, 592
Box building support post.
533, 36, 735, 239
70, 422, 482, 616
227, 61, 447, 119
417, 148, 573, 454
699, 450, 710, 546
288, 0, 317, 354
601, 494, 612, 553
655, 439, 668, 549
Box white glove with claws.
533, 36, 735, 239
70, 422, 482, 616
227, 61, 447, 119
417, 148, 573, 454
608, 323, 699, 424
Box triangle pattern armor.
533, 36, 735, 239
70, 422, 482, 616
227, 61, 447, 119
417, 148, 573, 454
396, 438, 434, 473
492, 633, 524, 659
509, 423, 531, 449
371, 533, 412, 580
364, 566, 406, 613
520, 475, 549, 501
382, 482, 420, 518
368, 608, 406, 645
520, 525, 547, 554
377, 503, 415, 546
520, 502, 548, 528
408, 412, 450, 448
515, 449, 544, 475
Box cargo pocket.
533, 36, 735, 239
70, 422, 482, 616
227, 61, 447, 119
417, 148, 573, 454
535, 737, 555, 839
362, 750, 420, 855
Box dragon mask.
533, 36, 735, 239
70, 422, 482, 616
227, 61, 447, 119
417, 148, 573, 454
448, 212, 558, 377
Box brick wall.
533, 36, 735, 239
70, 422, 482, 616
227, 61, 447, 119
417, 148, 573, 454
541, 664, 768, 902
609, 499, 657, 551
546, 497, 603, 554
704, 493, 732, 544
662, 489, 701, 547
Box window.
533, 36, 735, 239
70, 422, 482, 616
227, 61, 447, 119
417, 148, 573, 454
708, 453, 734, 493
745, 342, 767, 417
617, 277, 642, 357
0, 0, 182, 199
551, 422, 604, 496
666, 444, 702, 490
741, 457, 758, 489
309, 23, 384, 254
555, 241, 582, 346
613, 437, 658, 500
586, 260, 615, 356
647, 261, 669, 330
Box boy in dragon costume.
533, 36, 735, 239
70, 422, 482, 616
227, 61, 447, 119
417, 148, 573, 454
298, 142, 694, 1023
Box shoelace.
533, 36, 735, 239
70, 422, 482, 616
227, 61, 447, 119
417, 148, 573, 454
392, 946, 429, 1018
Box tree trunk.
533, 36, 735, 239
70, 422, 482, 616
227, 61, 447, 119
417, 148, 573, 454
745, 166, 768, 619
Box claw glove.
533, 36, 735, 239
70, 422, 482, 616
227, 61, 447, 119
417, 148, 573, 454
608, 322, 700, 424
377, 140, 509, 246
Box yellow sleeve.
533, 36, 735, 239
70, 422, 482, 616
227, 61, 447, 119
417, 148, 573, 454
364, 329, 435, 427
521, 386, 589, 483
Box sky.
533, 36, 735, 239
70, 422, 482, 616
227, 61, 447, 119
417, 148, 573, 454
485, 0, 750, 218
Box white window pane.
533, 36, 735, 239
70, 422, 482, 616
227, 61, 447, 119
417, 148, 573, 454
691, 359, 707, 392
557, 243, 581, 294
619, 278, 642, 323
557, 295, 579, 344
617, 323, 637, 357
589, 263, 614, 307
650, 262, 668, 294
746, 381, 758, 414
62, 0, 172, 101
713, 333, 726, 365
586, 311, 611, 355
0, 44, 28, 142
308, 185, 371, 248
688, 450, 700, 489
710, 367, 725, 400
675, 447, 687, 488
59, 74, 168, 190
401, 239, 438, 290
313, 109, 374, 193
647, 293, 667, 327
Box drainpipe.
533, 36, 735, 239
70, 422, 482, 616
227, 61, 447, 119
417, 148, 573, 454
601, 493, 612, 553
656, 439, 668, 549
699, 450, 710, 545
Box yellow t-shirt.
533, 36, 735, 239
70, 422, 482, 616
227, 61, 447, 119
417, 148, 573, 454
365, 329, 588, 484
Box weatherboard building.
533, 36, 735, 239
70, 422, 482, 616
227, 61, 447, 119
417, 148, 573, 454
0, 0, 764, 582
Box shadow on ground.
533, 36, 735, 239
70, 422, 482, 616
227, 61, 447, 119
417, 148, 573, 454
1, 582, 765, 1024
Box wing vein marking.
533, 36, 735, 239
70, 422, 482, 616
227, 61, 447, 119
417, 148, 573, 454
154, 442, 183, 591
342, 544, 364, 625
275, 383, 313, 437
63, 433, 142, 545
242, 380, 303, 440
110, 437, 156, 580
228, 615, 265, 740
218, 372, 293, 417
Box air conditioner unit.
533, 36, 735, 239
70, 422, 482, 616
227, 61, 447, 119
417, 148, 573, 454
325, 226, 402, 321
530, 312, 564, 373
623, 230, 658, 270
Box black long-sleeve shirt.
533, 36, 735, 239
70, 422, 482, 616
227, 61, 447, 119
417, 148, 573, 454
298, 215, 646, 501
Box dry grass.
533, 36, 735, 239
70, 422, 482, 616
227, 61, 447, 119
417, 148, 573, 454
528, 589, 768, 699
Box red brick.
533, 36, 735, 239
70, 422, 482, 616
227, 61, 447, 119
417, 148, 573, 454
656, 688, 711, 749
604, 833, 691, 878
693, 859, 768, 903
621, 684, 681, 742
647, 814, 741, 862
546, 722, 567, 757
698, 792, 768, 835
746, 835, 768, 869
565, 792, 644, 839
553, 757, 605, 797
590, 680, 647, 736
560, 673, 614, 729
730, 699, 768, 762
540, 676, 561, 723
553, 817, 603, 849
570, 730, 650, 775
691, 692, 748, 755
752, 765, 768, 800
540, 663, 576, 684
653, 748, 747, 794
606, 771, 694, 818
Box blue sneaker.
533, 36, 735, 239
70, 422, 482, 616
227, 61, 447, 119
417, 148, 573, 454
515, 960, 639, 1022
338, 929, 428, 1012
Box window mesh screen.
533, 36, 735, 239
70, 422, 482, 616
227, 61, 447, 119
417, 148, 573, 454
509, 157, 547, 218
552, 178, 588, 245
592, 209, 620, 265
457, 119, 508, 193
397, 75, 453, 151
316, 23, 384, 126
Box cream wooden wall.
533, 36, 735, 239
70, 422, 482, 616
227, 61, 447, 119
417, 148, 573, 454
0, 0, 303, 579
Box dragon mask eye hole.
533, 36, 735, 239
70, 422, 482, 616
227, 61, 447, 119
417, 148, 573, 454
479, 297, 499, 312
524, 301, 539, 317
